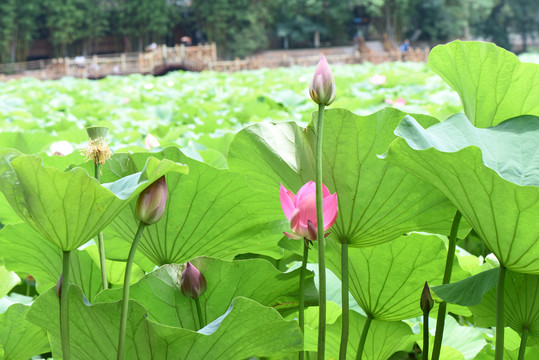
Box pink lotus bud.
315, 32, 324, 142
420, 281, 434, 313
181, 262, 207, 299
145, 134, 160, 149
280, 181, 338, 241
136, 176, 167, 225
309, 55, 336, 106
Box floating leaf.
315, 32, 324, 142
228, 108, 463, 247
384, 114, 539, 273
27, 286, 303, 359
428, 40, 539, 127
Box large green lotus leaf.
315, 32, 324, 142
0, 131, 57, 154
102, 147, 285, 265
95, 257, 317, 328
325, 233, 446, 321
0, 304, 50, 359
27, 286, 303, 359
0, 266, 19, 299
428, 40, 539, 128
432, 268, 499, 307
384, 114, 539, 273
0, 222, 125, 300
0, 150, 187, 251
416, 315, 486, 360
227, 108, 462, 247
469, 271, 539, 346
0, 193, 21, 226
304, 309, 417, 359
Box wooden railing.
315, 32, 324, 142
0, 43, 429, 80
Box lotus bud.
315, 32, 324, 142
56, 273, 63, 299
181, 262, 207, 299
420, 281, 434, 313
136, 176, 167, 225
309, 54, 336, 106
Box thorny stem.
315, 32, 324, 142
60, 251, 71, 360
315, 104, 326, 359
432, 210, 462, 360
95, 162, 108, 290
356, 315, 373, 360
194, 297, 205, 330
299, 239, 309, 360
339, 242, 349, 360
495, 265, 507, 360
117, 221, 146, 360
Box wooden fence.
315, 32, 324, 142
0, 43, 429, 81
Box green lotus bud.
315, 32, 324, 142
136, 176, 167, 225
181, 262, 207, 299
420, 281, 434, 313
309, 54, 336, 106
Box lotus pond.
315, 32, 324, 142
0, 41, 538, 360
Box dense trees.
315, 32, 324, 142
0, 0, 537, 62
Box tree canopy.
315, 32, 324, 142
0, 0, 537, 62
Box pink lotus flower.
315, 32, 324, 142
309, 55, 336, 106
384, 97, 406, 106
369, 74, 386, 86
280, 181, 338, 241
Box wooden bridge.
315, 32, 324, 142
0, 42, 429, 81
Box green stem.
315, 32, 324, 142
60, 251, 71, 360
117, 221, 146, 360
339, 242, 349, 360
432, 210, 462, 360
356, 315, 373, 360
315, 104, 326, 360
95, 162, 108, 290
299, 240, 309, 360
194, 297, 204, 330
423, 310, 430, 360
495, 265, 507, 360
518, 327, 529, 360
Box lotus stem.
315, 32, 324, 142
518, 326, 529, 360
299, 240, 309, 360
194, 297, 204, 330
356, 314, 373, 360
315, 104, 326, 359
423, 310, 430, 360
495, 265, 507, 360
339, 242, 349, 360
432, 210, 462, 360
60, 251, 71, 360
117, 221, 146, 360
94, 162, 108, 290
